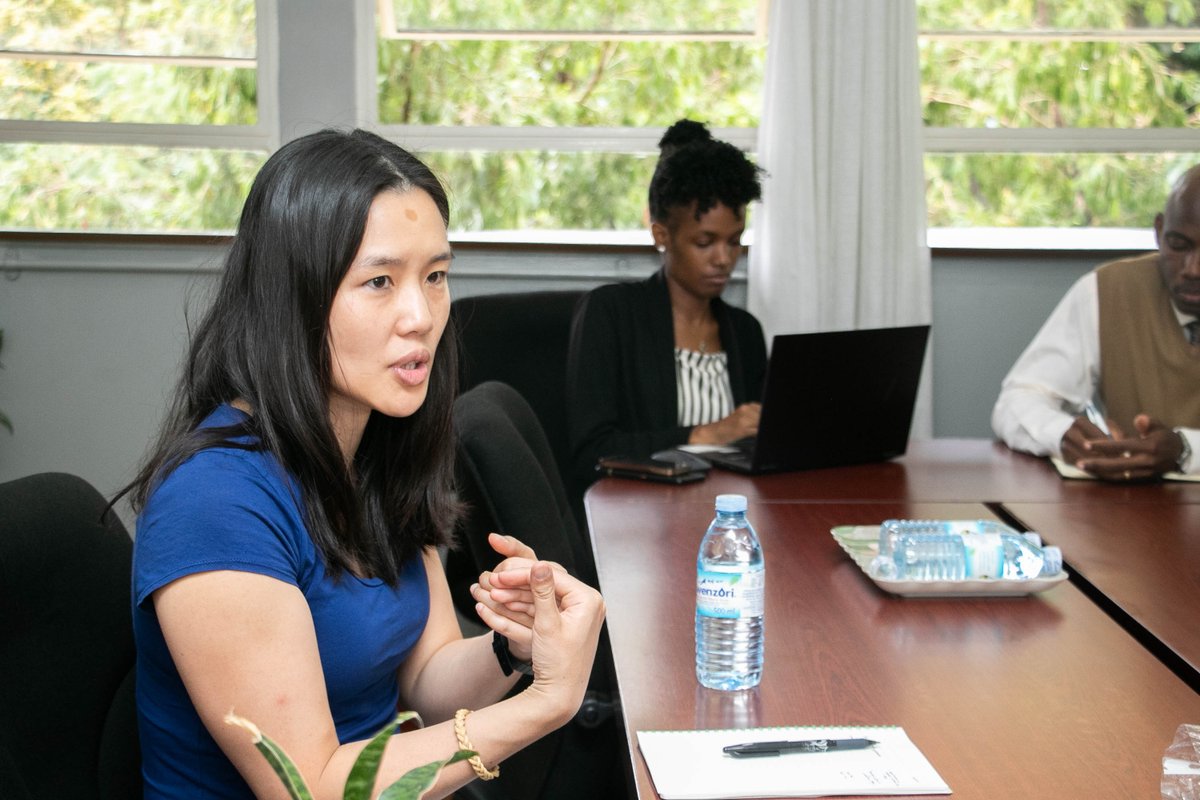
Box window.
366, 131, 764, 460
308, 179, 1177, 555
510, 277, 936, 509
371, 0, 1200, 237
369, 0, 768, 236
0, 0, 274, 232
919, 0, 1200, 229
6, 2, 1198, 236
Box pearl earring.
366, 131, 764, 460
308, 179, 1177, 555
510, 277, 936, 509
655, 244, 665, 253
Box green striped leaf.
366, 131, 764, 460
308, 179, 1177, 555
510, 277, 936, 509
344, 712, 422, 800
228, 709, 470, 800
377, 750, 476, 800
225, 712, 314, 800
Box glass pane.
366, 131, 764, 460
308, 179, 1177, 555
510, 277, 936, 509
921, 38, 1200, 128
388, 0, 759, 33
0, 59, 257, 124
378, 40, 764, 127
918, 0, 1200, 31
417, 149, 659, 231
2, 1, 256, 58
925, 152, 1199, 227
0, 143, 264, 233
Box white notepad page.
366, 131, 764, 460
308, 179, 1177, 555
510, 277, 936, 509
636, 725, 950, 799
1051, 456, 1200, 482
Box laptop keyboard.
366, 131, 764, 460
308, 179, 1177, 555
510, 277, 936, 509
729, 436, 756, 454
715, 449, 754, 469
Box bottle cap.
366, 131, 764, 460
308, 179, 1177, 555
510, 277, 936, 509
715, 494, 748, 513
1041, 545, 1064, 576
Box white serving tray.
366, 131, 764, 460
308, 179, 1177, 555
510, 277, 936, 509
831, 525, 1069, 598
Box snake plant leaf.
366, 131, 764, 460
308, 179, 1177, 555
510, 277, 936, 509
227, 708, 470, 800
376, 750, 475, 800
343, 711, 422, 800
225, 712, 314, 800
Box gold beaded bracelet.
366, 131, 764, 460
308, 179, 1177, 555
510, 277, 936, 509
454, 708, 500, 781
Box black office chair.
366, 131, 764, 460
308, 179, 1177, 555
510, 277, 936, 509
0, 472, 141, 800
451, 290, 586, 526
450, 381, 624, 800
450, 379, 595, 595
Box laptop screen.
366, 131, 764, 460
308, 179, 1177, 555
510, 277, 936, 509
736, 325, 930, 473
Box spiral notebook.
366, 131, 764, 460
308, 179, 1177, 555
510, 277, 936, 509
636, 725, 950, 799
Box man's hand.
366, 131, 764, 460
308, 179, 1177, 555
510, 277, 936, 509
1060, 414, 1117, 469
1130, 414, 1186, 473
1066, 413, 1184, 481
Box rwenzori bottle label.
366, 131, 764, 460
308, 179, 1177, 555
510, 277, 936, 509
697, 568, 765, 620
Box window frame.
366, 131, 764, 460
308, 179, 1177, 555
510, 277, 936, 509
355, 4, 1200, 243
0, 0, 280, 153
921, 27, 1200, 154
3, 2, 1196, 237
374, 0, 770, 41
357, 7, 1200, 172
355, 0, 762, 156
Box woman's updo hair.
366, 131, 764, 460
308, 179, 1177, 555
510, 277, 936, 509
648, 118, 764, 225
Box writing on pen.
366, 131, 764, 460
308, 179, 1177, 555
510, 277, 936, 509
723, 738, 879, 758
1083, 401, 1112, 438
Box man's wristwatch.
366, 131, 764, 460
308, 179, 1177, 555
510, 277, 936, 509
1175, 428, 1193, 472
492, 632, 534, 677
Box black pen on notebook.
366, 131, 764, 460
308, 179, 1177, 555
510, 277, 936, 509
723, 738, 879, 758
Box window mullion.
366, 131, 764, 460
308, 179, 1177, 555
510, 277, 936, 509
255, 0, 281, 150
369, 124, 758, 153
0, 120, 274, 152
925, 127, 1200, 153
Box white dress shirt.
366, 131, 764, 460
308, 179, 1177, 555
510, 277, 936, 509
991, 270, 1199, 472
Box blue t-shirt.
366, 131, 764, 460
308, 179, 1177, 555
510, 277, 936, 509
133, 405, 430, 798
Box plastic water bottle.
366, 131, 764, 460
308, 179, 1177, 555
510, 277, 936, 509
876, 519, 1022, 560
695, 494, 764, 690
869, 519, 1062, 581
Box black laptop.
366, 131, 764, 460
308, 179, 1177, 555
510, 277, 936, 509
704, 325, 930, 474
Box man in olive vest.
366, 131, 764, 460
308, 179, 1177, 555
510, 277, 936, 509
991, 165, 1200, 480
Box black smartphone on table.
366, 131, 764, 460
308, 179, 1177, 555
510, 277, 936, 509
597, 455, 708, 484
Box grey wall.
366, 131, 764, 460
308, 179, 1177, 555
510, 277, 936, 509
0, 236, 1132, 527
930, 250, 1111, 436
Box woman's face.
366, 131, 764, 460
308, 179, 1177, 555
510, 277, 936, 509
327, 189, 451, 436
653, 201, 747, 302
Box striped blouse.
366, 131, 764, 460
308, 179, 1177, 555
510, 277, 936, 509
674, 348, 734, 427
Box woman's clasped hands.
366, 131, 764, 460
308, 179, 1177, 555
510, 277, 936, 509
470, 533, 605, 722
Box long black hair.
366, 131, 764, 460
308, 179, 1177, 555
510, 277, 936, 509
648, 119, 764, 224
120, 128, 460, 584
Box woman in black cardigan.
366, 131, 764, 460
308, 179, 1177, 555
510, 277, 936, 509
567, 119, 767, 488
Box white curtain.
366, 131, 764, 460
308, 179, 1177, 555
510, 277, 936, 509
748, 0, 933, 436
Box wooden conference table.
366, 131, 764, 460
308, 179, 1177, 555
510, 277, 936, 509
697, 437, 1200, 506
584, 440, 1200, 800
1004, 500, 1200, 686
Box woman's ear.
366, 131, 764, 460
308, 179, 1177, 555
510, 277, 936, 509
651, 221, 669, 253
